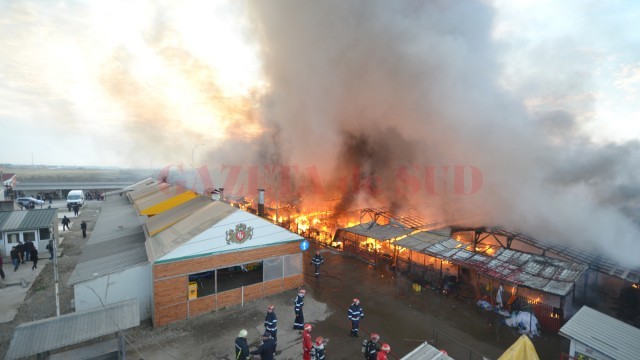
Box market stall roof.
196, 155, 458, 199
127, 181, 171, 202
133, 184, 198, 216
144, 196, 211, 236
400, 342, 454, 360
395, 237, 586, 296
147, 201, 304, 264
106, 177, 158, 196
0, 208, 57, 232
68, 196, 147, 285
5, 299, 139, 360
394, 230, 452, 252
454, 227, 640, 283
560, 306, 640, 360
338, 221, 413, 241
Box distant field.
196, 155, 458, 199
0, 166, 157, 183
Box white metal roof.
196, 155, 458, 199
339, 221, 414, 241
400, 342, 455, 360
559, 306, 640, 360
149, 201, 304, 263
5, 299, 139, 360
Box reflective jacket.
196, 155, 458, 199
348, 303, 364, 321
312, 254, 324, 266
234, 337, 250, 360
264, 311, 278, 334
250, 338, 276, 360
311, 342, 326, 360
294, 294, 305, 312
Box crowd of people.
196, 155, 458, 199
234, 261, 393, 360
8, 239, 40, 272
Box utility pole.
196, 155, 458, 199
53, 233, 60, 317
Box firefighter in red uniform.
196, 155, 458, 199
302, 323, 313, 360
377, 343, 391, 360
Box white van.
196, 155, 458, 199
67, 190, 85, 207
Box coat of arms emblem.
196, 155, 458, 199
226, 223, 254, 244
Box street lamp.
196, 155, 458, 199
191, 144, 205, 168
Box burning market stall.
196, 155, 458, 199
334, 221, 413, 264
394, 234, 588, 332
452, 227, 640, 325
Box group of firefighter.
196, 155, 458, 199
234, 251, 392, 360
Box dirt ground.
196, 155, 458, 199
0, 200, 567, 359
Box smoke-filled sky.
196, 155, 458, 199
1, 0, 639, 266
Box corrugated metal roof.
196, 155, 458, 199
67, 197, 148, 285
14, 181, 133, 191
461, 227, 640, 283
148, 200, 304, 263
394, 230, 449, 253
105, 177, 158, 196
559, 306, 640, 360
339, 221, 414, 241
145, 196, 211, 236
395, 238, 586, 296
0, 208, 57, 231
5, 299, 140, 360
134, 185, 197, 216
128, 182, 171, 202
400, 342, 455, 360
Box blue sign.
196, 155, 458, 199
300, 240, 309, 251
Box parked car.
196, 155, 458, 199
16, 197, 45, 207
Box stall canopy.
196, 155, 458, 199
133, 184, 198, 216
146, 201, 304, 263
128, 182, 171, 203
395, 236, 587, 296
497, 335, 540, 360
338, 221, 414, 241
144, 196, 211, 236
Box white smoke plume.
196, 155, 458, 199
240, 1, 640, 267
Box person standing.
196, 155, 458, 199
250, 332, 276, 360
496, 283, 505, 309
16, 241, 26, 264
73, 204, 79, 217
348, 298, 365, 337
30, 246, 38, 270
294, 288, 306, 330
81, 221, 87, 238
264, 305, 278, 349
310, 336, 326, 360
234, 329, 251, 360
67, 202, 72, 213
376, 344, 391, 360
10, 246, 21, 271
23, 239, 35, 262
362, 333, 382, 360
311, 250, 324, 277
0, 255, 5, 280
46, 240, 54, 260
302, 324, 313, 360
62, 216, 70, 231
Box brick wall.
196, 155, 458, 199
152, 243, 303, 327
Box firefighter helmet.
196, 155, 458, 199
315, 336, 324, 345
304, 323, 313, 331
370, 333, 380, 341
381, 343, 391, 353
